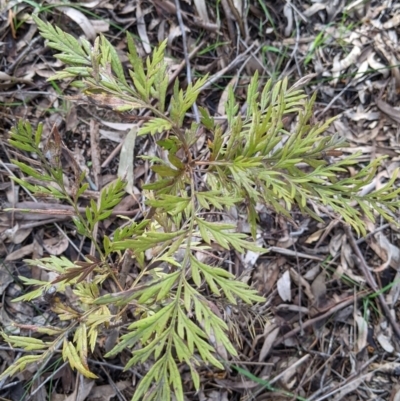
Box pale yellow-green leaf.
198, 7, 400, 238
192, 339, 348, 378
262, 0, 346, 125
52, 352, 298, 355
63, 340, 98, 379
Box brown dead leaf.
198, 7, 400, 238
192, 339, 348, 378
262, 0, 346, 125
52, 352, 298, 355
43, 235, 69, 256
259, 323, 280, 361
8, 224, 32, 244
5, 236, 68, 261
99, 129, 124, 143
376, 98, 400, 124
5, 243, 34, 261
87, 381, 130, 401
90, 19, 110, 34
100, 120, 139, 131
64, 376, 94, 401
290, 268, 315, 302
311, 270, 326, 308
253, 257, 286, 294
369, 231, 400, 272
136, 2, 151, 53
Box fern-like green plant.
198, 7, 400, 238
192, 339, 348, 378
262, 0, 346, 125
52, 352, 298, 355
2, 15, 400, 400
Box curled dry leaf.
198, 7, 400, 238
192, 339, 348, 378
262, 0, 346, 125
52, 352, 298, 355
136, 2, 151, 53
303, 3, 327, 17
368, 52, 389, 78
253, 257, 284, 294
0, 72, 15, 81
43, 236, 69, 256
64, 376, 94, 401
5, 243, 35, 261
193, 0, 209, 23
57, 7, 96, 40
369, 231, 400, 272
99, 129, 124, 143
100, 120, 139, 131
283, 2, 293, 37
117, 127, 137, 196
290, 268, 315, 302
376, 329, 394, 353
372, 362, 400, 374
11, 227, 32, 245
168, 23, 190, 46
3, 224, 32, 245
6, 235, 70, 260
241, 234, 264, 269
354, 311, 368, 352
332, 45, 362, 81
259, 323, 280, 361
303, 264, 322, 281
345, 109, 380, 122
277, 270, 291, 302
90, 19, 110, 34
376, 99, 400, 124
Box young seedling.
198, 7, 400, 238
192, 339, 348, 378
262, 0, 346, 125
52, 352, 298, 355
2, 15, 400, 401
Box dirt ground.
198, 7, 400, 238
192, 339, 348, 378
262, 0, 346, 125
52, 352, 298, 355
2, 1, 400, 400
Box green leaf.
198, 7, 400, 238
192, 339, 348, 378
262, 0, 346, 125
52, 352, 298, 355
3, 335, 48, 351
196, 218, 265, 253
101, 35, 127, 85
63, 339, 98, 379
110, 230, 187, 252
146, 194, 190, 214
152, 165, 181, 177
138, 118, 172, 136
199, 106, 215, 130
11, 160, 52, 181
33, 16, 91, 67
0, 354, 43, 380
8, 139, 36, 152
